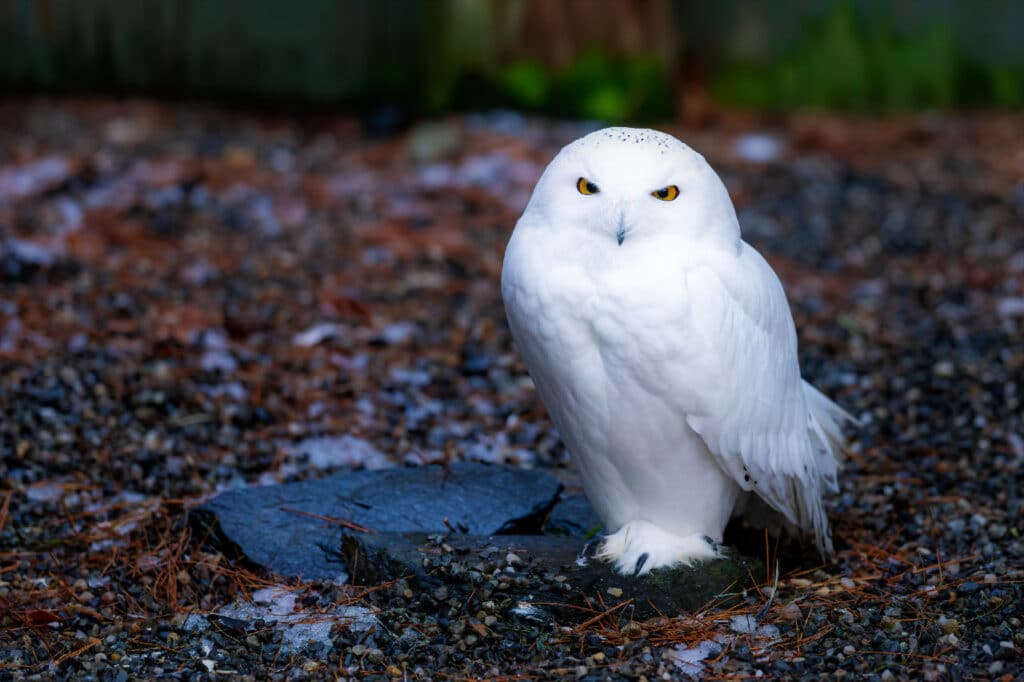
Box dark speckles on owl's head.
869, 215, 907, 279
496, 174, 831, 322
592, 127, 675, 156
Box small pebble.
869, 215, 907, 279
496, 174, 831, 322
779, 602, 802, 621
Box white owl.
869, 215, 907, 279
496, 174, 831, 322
501, 127, 850, 575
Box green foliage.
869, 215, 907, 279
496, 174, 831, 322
990, 67, 1024, 107
712, 0, 1023, 112
501, 60, 549, 108
491, 51, 670, 123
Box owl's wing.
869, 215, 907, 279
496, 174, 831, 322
681, 243, 848, 553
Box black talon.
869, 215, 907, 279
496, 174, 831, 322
633, 552, 649, 576
576, 533, 605, 565
703, 535, 727, 556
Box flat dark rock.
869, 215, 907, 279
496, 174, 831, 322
192, 462, 561, 580
193, 462, 763, 620
546, 492, 603, 537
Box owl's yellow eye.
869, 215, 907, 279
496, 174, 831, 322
576, 177, 599, 195
652, 185, 680, 201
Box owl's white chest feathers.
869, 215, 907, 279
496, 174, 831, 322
502, 223, 741, 537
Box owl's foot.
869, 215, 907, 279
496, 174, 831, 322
596, 520, 724, 576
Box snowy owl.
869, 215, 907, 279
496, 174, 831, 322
501, 127, 849, 575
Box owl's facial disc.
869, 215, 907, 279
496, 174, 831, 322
593, 193, 656, 246
574, 172, 672, 246
525, 127, 742, 251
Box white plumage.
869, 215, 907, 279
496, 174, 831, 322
501, 127, 849, 575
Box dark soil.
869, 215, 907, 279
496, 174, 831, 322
1, 100, 1022, 680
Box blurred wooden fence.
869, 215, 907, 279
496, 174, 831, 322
1, 0, 1022, 113
0, 1, 673, 96
0, 0, 425, 101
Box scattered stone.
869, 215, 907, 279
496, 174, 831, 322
284, 435, 391, 471
666, 640, 722, 677
778, 602, 802, 621
216, 586, 375, 652
734, 133, 782, 163
406, 121, 463, 165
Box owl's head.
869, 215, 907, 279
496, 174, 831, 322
522, 127, 740, 250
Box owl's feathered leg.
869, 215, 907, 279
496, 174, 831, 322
596, 520, 723, 575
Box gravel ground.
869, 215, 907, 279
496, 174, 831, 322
1, 100, 1022, 680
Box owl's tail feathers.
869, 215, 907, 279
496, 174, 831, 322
803, 380, 854, 497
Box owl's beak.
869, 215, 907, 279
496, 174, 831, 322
615, 212, 629, 245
